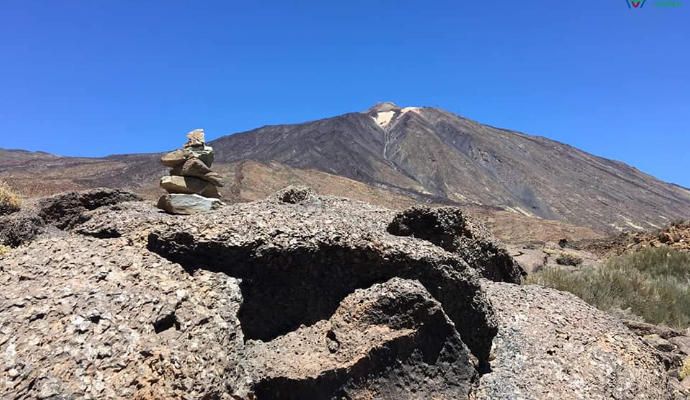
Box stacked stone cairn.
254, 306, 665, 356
157, 129, 224, 214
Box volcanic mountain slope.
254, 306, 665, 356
2, 102, 689, 234
213, 102, 690, 232
0, 152, 604, 244
0, 149, 164, 198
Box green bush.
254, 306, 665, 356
0, 181, 21, 215
527, 247, 690, 328
555, 253, 583, 266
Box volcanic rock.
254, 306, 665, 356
38, 188, 142, 229
160, 148, 189, 168
273, 185, 317, 204
473, 282, 676, 400
0, 188, 141, 247
0, 188, 680, 399
241, 278, 477, 399
157, 129, 224, 213
0, 211, 45, 247
388, 206, 525, 282
0, 235, 241, 399
145, 196, 498, 365
185, 128, 206, 147
157, 193, 223, 215
170, 158, 224, 187
159, 175, 220, 198
160, 146, 214, 169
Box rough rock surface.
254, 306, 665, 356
144, 197, 498, 367
160, 175, 220, 198
622, 320, 690, 395
473, 282, 677, 400
157, 193, 224, 215
0, 211, 45, 247
37, 188, 142, 229
0, 236, 242, 399
273, 185, 318, 205
388, 206, 524, 282
170, 158, 224, 187
241, 278, 477, 399
160, 147, 214, 169
0, 188, 141, 247
0, 188, 680, 399
581, 220, 690, 257
506, 241, 600, 274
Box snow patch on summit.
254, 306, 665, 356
373, 111, 396, 128
371, 106, 421, 128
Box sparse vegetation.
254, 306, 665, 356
0, 245, 10, 257
0, 180, 21, 215
528, 247, 690, 328
681, 357, 690, 381
555, 253, 583, 266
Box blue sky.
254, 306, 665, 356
1, 1, 689, 186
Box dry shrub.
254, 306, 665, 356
528, 247, 690, 329
556, 253, 583, 266
0, 244, 10, 257
0, 181, 21, 215
681, 357, 690, 380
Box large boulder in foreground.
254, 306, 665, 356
473, 282, 677, 400
0, 236, 242, 399
0, 188, 680, 399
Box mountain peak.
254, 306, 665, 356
365, 102, 423, 129
367, 102, 401, 113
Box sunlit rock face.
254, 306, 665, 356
0, 188, 677, 399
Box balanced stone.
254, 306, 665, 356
160, 176, 220, 198
157, 194, 223, 215
185, 129, 205, 147
157, 128, 225, 214
170, 158, 224, 187
160, 147, 215, 169
187, 146, 214, 168
160, 149, 190, 168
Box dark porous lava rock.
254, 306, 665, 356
0, 188, 141, 247
273, 184, 318, 204
241, 278, 477, 399
0, 188, 678, 399
38, 188, 142, 229
388, 206, 525, 283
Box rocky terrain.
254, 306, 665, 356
3, 103, 689, 238
0, 187, 685, 399
0, 153, 603, 245
578, 220, 690, 257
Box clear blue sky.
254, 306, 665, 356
1, 1, 689, 186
